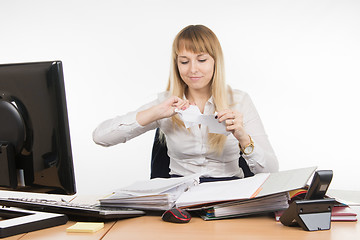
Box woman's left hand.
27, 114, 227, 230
216, 110, 247, 141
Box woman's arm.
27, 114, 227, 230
136, 96, 189, 126
238, 92, 279, 174
217, 90, 279, 174
93, 94, 189, 147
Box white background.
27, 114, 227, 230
1, 0, 359, 195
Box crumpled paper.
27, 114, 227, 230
175, 105, 229, 135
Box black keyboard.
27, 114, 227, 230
0, 197, 145, 220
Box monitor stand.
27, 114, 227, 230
0, 207, 68, 238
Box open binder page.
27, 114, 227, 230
257, 166, 317, 197
175, 173, 270, 208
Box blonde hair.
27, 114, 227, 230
165, 25, 230, 153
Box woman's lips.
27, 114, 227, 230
189, 76, 202, 81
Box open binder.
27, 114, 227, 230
198, 192, 289, 220
175, 166, 317, 208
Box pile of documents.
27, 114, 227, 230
199, 192, 289, 220
100, 174, 200, 211
100, 167, 317, 219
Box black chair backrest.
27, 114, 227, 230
150, 128, 254, 179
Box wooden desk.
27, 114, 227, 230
2, 190, 359, 239
104, 214, 360, 240
3, 209, 359, 240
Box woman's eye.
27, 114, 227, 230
180, 61, 189, 64
199, 59, 207, 62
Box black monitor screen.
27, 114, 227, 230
0, 61, 76, 195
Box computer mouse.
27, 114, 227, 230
161, 208, 191, 223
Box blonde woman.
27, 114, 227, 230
93, 25, 278, 181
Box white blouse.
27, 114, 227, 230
92, 89, 279, 178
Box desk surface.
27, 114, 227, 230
2, 190, 359, 240
3, 208, 359, 240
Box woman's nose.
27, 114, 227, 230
190, 61, 198, 73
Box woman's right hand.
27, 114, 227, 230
136, 96, 189, 126
156, 96, 190, 119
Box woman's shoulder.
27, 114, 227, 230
157, 91, 171, 101
228, 86, 252, 104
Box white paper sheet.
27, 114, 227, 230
175, 105, 229, 135
175, 173, 270, 207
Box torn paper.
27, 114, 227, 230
175, 105, 230, 135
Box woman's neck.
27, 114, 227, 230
186, 88, 211, 113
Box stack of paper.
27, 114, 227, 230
171, 167, 317, 219
100, 166, 316, 218
100, 175, 200, 210
200, 192, 289, 220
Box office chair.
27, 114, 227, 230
150, 128, 254, 179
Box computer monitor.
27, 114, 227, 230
0, 61, 76, 195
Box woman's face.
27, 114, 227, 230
177, 49, 215, 93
